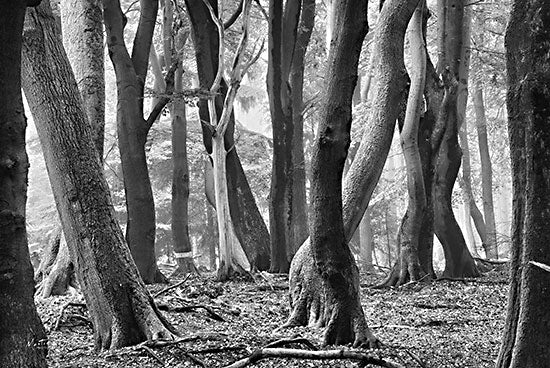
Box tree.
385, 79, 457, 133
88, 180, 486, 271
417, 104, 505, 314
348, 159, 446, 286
185, 0, 270, 271
22, 0, 177, 350
35, 0, 105, 297
103, 0, 170, 284
285, 0, 419, 346
496, 1, 550, 366
432, 0, 478, 278
0, 1, 47, 366
381, 0, 427, 286
267, 0, 315, 272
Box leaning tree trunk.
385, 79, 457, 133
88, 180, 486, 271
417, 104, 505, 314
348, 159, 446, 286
433, 0, 478, 278
380, 0, 427, 287
185, 0, 270, 271
286, 0, 420, 339
36, 0, 106, 298
104, 0, 168, 284
22, 1, 177, 350
473, 83, 498, 259
0, 2, 48, 366
496, 2, 550, 367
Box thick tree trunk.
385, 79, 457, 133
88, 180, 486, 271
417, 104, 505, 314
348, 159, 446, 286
103, 0, 167, 284
22, 1, 177, 350
185, 0, 270, 271
36, 233, 76, 298
433, 0, 478, 278
286, 0, 420, 340
380, 0, 427, 287
473, 83, 498, 259
0, 2, 48, 366
496, 2, 550, 367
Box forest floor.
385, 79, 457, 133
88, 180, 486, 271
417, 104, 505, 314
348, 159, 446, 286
38, 265, 508, 368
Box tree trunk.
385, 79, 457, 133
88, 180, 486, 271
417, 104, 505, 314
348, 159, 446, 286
359, 209, 374, 273
473, 83, 498, 259
380, 0, 427, 287
496, 2, 550, 366
103, 0, 168, 284
286, 0, 420, 340
433, 0, 478, 278
0, 2, 48, 366
289, 0, 315, 254
185, 0, 270, 271
22, 1, 177, 350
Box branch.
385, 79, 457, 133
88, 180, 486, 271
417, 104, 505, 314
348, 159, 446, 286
145, 62, 178, 129
223, 348, 406, 368
153, 274, 190, 298
223, 0, 244, 29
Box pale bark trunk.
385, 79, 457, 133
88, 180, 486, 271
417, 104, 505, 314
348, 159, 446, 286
497, 2, 550, 366
473, 83, 498, 259
359, 209, 374, 273
0, 2, 48, 365
22, 1, 177, 350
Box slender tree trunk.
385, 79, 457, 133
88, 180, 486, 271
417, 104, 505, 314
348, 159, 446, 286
473, 83, 498, 259
359, 209, 374, 273
103, 0, 169, 284
0, 2, 48, 365
497, 2, 550, 366
185, 0, 270, 271
380, 0, 427, 287
22, 1, 177, 350
433, 0, 478, 278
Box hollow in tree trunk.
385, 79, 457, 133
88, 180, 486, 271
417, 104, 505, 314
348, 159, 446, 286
22, 1, 178, 350
496, 2, 550, 366
0, 2, 48, 365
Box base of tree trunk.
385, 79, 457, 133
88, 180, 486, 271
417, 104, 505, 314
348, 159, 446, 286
171, 257, 199, 277
151, 269, 170, 284
283, 241, 379, 347
216, 260, 250, 282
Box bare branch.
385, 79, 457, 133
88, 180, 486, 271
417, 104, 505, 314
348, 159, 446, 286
223, 0, 244, 29
145, 62, 178, 129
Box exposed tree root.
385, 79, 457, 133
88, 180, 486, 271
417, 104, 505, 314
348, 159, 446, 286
223, 348, 406, 368
153, 276, 190, 298
284, 242, 379, 348
35, 232, 77, 298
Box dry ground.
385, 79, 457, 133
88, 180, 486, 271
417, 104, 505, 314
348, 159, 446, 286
38, 267, 508, 368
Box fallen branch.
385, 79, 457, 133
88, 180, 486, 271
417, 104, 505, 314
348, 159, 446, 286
154, 274, 191, 298
222, 348, 406, 368
142, 333, 226, 348
157, 303, 226, 322
474, 257, 510, 265
264, 338, 318, 350
188, 345, 247, 354
53, 302, 88, 331
140, 345, 165, 366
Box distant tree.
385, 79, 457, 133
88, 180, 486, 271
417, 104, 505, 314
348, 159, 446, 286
185, 0, 271, 271
496, 1, 550, 366
267, 0, 315, 272
22, 0, 177, 349
0, 1, 47, 366
103, 0, 171, 283
432, 0, 478, 278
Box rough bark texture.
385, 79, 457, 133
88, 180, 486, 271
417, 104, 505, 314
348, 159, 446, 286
381, 0, 427, 287
0, 2, 48, 366
359, 209, 375, 273
473, 83, 498, 259
433, 0, 478, 278
22, 1, 177, 350
185, 0, 270, 271
104, 0, 167, 284
496, 1, 550, 367
286, 0, 420, 341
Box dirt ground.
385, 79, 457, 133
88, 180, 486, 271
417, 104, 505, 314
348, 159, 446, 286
38, 267, 508, 368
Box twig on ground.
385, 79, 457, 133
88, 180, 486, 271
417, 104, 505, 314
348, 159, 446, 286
157, 303, 226, 322
140, 345, 165, 366
53, 302, 88, 330
264, 338, 318, 350
222, 348, 406, 368
183, 352, 206, 367
154, 274, 191, 298
188, 345, 247, 354
436, 277, 507, 284
143, 334, 227, 348
474, 257, 510, 265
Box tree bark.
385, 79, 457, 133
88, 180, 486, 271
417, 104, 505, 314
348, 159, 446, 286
433, 0, 478, 278
473, 83, 498, 259
103, 0, 168, 284
496, 2, 550, 366
0, 2, 48, 366
185, 0, 270, 271
359, 209, 374, 273
22, 1, 177, 350
380, 0, 427, 287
